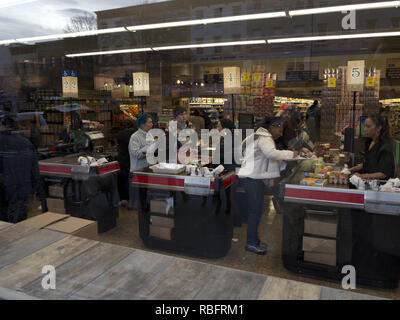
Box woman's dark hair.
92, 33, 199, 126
260, 116, 284, 130
367, 114, 391, 145
219, 118, 234, 131
173, 106, 186, 118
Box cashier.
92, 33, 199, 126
349, 115, 395, 180
238, 117, 298, 255
128, 113, 154, 172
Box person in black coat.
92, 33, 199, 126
116, 119, 137, 207
349, 114, 395, 180
0, 115, 40, 223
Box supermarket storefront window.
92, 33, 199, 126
1, 0, 400, 297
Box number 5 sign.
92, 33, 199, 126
347, 60, 365, 92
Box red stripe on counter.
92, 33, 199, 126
39, 165, 71, 175
285, 187, 364, 204
132, 175, 185, 188
223, 174, 236, 189
98, 163, 120, 175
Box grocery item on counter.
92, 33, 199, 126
300, 178, 328, 187
380, 178, 400, 192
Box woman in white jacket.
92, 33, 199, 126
238, 117, 298, 255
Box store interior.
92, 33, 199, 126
2, 0, 400, 300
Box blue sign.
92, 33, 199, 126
62, 70, 78, 77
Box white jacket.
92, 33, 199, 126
237, 127, 294, 180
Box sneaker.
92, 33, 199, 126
245, 243, 267, 255
256, 240, 268, 250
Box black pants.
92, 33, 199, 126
0, 199, 29, 223
240, 178, 265, 245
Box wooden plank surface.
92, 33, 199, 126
258, 276, 322, 300
0, 229, 67, 268
0, 221, 12, 231
0, 286, 41, 300
0, 224, 38, 247
70, 250, 173, 300
320, 287, 386, 300
132, 258, 216, 300
0, 236, 97, 290
195, 267, 267, 300
21, 243, 133, 300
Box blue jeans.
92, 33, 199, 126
240, 178, 265, 246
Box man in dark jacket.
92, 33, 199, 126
116, 119, 137, 207
0, 115, 40, 223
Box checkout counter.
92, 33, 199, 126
131, 164, 236, 258
38, 130, 120, 233
279, 162, 400, 289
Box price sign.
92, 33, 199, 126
133, 72, 150, 96
254, 73, 261, 81
62, 70, 78, 98
244, 72, 251, 82
366, 77, 375, 87
265, 79, 274, 88
223, 67, 241, 94
328, 78, 336, 88
347, 60, 365, 91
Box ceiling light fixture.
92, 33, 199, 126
289, 1, 400, 16
66, 47, 153, 57
1, 1, 398, 46
65, 40, 266, 57
126, 11, 286, 32
267, 31, 400, 43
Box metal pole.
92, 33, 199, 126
231, 94, 235, 126
140, 96, 144, 113
351, 91, 356, 155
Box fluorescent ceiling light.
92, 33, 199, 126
0, 0, 38, 9
153, 40, 266, 51
65, 40, 266, 57
1, 1, 399, 46
289, 1, 400, 16
66, 47, 153, 57
267, 31, 400, 43
126, 12, 286, 31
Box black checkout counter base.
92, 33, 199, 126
282, 202, 400, 290
133, 169, 235, 259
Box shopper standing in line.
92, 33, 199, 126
129, 113, 154, 172
117, 119, 137, 208
306, 100, 321, 143
0, 115, 40, 223
189, 109, 205, 137
238, 117, 298, 255
128, 113, 156, 209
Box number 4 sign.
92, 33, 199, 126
347, 60, 365, 92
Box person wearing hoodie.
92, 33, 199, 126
238, 116, 298, 255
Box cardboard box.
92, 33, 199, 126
302, 236, 336, 254
304, 251, 337, 266
304, 215, 338, 238
46, 198, 66, 214
18, 212, 69, 229
149, 225, 172, 240
150, 199, 174, 215
49, 184, 64, 199
45, 217, 97, 240
150, 215, 174, 228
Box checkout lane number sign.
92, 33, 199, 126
346, 60, 365, 92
